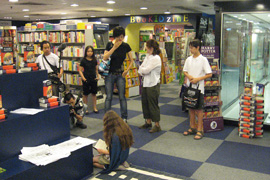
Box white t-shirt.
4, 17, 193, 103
36, 53, 60, 73
138, 54, 161, 87
183, 54, 212, 94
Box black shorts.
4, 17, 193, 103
83, 80, 98, 95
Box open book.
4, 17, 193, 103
94, 139, 108, 151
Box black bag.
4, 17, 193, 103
43, 55, 59, 74
183, 83, 201, 109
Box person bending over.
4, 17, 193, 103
63, 92, 87, 129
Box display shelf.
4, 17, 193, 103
124, 54, 140, 97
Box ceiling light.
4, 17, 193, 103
4, 17, 12, 19
24, 15, 29, 17
257, 4, 265, 10
91, 16, 96, 17
36, 19, 41, 20
125, 14, 130, 16
140, 7, 148, 10
71, 4, 79, 7
22, 9, 29, 11
240, 15, 244, 17
107, 1, 115, 4
107, 9, 113, 11
61, 13, 67, 15
164, 10, 171, 14
233, 16, 237, 18
9, 0, 18, 2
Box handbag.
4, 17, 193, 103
98, 58, 111, 77
183, 83, 201, 109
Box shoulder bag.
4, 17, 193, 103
183, 83, 201, 109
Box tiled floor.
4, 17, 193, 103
71, 80, 270, 180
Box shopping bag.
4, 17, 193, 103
98, 59, 110, 76
183, 83, 201, 109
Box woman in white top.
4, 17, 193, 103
138, 39, 162, 133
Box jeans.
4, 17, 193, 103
105, 73, 127, 119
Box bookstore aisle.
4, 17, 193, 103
71, 80, 270, 180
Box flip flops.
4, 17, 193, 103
183, 128, 197, 136
194, 131, 204, 140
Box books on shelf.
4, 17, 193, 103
62, 46, 84, 57
63, 73, 82, 85
61, 31, 85, 43
39, 96, 59, 103
62, 60, 80, 71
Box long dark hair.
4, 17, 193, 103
84, 45, 96, 60
146, 39, 161, 55
103, 110, 134, 150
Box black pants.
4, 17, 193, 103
141, 84, 160, 122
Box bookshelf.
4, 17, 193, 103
124, 54, 140, 98
0, 26, 17, 67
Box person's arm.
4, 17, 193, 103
58, 67, 63, 79
78, 66, 87, 82
95, 64, 100, 80
183, 71, 193, 82
96, 148, 109, 155
138, 56, 160, 75
190, 73, 212, 84
103, 41, 122, 60
122, 51, 133, 77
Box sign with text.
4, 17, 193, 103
93, 24, 109, 31
201, 46, 219, 60
130, 14, 189, 23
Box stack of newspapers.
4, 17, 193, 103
19, 137, 96, 166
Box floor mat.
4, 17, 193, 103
90, 165, 193, 180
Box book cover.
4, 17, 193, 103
43, 80, 53, 98
1, 47, 13, 65
24, 46, 35, 63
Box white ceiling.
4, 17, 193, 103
0, 0, 246, 21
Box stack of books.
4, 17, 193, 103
239, 82, 264, 138
0, 64, 17, 75
39, 80, 60, 108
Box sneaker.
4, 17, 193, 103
139, 123, 152, 129
75, 123, 87, 129
149, 125, 161, 133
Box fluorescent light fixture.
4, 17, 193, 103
233, 16, 237, 18
4, 17, 12, 19
240, 15, 244, 17
140, 7, 148, 10
164, 11, 171, 14
9, 0, 18, 2
125, 14, 130, 16
61, 13, 67, 15
23, 9, 29, 11
71, 4, 79, 7
91, 16, 96, 17
107, 1, 115, 4
24, 15, 29, 17
107, 9, 113, 11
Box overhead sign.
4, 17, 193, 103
93, 24, 109, 31
130, 14, 189, 23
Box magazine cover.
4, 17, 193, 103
1, 47, 13, 65
24, 46, 35, 63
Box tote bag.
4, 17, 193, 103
98, 58, 111, 76
183, 83, 201, 109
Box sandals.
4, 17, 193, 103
194, 131, 204, 140
183, 128, 197, 136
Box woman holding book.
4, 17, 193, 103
93, 110, 134, 173
138, 39, 162, 133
